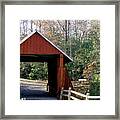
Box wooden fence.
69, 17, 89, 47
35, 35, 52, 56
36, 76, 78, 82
60, 87, 100, 100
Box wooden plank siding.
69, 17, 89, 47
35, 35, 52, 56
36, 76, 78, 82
20, 32, 60, 55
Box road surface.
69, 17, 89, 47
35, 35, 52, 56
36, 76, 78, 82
20, 80, 57, 100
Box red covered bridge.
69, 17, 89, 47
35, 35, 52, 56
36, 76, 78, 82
20, 31, 73, 99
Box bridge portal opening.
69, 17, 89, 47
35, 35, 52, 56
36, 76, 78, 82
20, 62, 50, 99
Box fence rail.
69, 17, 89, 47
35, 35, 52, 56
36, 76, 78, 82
60, 87, 100, 100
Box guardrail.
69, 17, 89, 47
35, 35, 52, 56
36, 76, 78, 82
20, 79, 47, 84
60, 87, 100, 100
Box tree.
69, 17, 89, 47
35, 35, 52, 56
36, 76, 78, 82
20, 20, 100, 95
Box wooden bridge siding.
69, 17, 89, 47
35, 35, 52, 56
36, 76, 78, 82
20, 32, 60, 55
56, 54, 69, 97
46, 54, 64, 98
57, 54, 73, 97
64, 67, 73, 89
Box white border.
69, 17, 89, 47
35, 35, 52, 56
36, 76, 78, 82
5, 5, 115, 115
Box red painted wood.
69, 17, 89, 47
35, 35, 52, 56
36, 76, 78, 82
20, 32, 60, 55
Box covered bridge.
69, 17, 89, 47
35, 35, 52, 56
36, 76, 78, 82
20, 31, 73, 98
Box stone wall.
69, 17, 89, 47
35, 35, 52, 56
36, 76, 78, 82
71, 80, 90, 95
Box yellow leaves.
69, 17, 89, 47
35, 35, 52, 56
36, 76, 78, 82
47, 31, 52, 37
82, 61, 96, 79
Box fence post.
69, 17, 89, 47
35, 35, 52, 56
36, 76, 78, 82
60, 87, 64, 100
86, 93, 90, 100
68, 87, 71, 100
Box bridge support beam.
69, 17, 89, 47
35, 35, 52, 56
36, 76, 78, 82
57, 54, 65, 98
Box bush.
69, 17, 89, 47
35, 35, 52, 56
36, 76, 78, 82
20, 62, 48, 80
89, 80, 100, 96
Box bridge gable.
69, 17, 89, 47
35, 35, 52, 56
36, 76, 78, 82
20, 32, 60, 55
